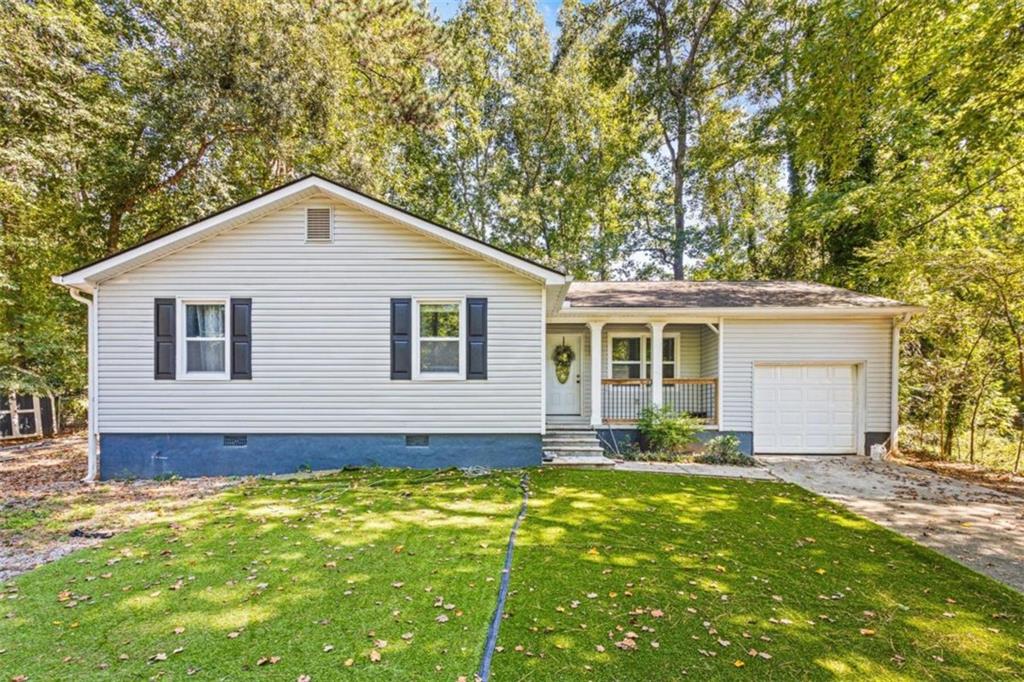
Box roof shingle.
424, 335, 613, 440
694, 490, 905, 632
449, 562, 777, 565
565, 280, 908, 309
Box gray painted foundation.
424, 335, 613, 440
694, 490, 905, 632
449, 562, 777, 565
99, 433, 542, 480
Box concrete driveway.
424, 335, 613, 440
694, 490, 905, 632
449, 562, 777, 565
760, 455, 1024, 593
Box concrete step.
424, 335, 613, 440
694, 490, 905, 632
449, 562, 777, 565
543, 447, 606, 457
545, 423, 594, 431
543, 432, 601, 441
541, 455, 616, 469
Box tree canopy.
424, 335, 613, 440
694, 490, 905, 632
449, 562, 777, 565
2, 0, 1022, 469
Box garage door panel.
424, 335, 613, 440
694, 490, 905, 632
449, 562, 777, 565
754, 364, 858, 455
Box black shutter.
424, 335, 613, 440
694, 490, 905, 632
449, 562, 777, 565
391, 298, 412, 380
466, 297, 488, 380
154, 298, 176, 380
231, 298, 253, 380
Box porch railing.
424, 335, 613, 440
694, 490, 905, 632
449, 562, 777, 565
663, 378, 717, 424
602, 379, 652, 423
602, 378, 717, 425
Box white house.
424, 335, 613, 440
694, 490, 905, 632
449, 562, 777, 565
54, 175, 922, 480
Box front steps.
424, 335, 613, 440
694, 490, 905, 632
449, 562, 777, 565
542, 423, 615, 468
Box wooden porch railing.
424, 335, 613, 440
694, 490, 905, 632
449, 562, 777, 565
602, 378, 717, 424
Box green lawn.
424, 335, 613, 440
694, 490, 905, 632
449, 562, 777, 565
492, 469, 1024, 681
0, 469, 522, 680
2, 468, 1023, 681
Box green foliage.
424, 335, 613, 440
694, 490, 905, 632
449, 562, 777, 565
694, 434, 753, 466
2, 0, 1022, 473
636, 406, 702, 452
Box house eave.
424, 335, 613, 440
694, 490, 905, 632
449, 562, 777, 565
549, 305, 925, 322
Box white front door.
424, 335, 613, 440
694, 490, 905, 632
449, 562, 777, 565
546, 334, 582, 415
754, 364, 858, 454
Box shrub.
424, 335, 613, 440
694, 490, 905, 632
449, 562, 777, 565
694, 435, 755, 466
636, 406, 702, 453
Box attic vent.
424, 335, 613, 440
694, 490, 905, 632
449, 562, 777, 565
305, 207, 332, 242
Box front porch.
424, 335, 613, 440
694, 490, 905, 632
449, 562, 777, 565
545, 320, 721, 428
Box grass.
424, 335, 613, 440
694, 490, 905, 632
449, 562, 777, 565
490, 469, 1024, 681
0, 469, 523, 680
2, 468, 1023, 681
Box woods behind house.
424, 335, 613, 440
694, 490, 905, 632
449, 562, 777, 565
1, 0, 1022, 470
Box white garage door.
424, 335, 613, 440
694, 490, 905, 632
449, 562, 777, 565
754, 364, 858, 454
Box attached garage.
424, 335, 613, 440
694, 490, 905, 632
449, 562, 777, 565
753, 363, 859, 454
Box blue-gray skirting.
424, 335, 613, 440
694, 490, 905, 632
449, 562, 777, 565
98, 433, 542, 480
596, 428, 755, 456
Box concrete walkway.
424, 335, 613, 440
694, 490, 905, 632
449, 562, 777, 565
760, 455, 1024, 593
614, 460, 776, 480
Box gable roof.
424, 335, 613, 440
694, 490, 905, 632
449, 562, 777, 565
562, 280, 921, 315
54, 174, 567, 292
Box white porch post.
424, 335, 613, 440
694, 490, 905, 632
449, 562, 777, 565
588, 321, 605, 427
717, 317, 724, 429
649, 321, 665, 408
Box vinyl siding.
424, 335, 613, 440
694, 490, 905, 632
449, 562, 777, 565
700, 325, 718, 378
96, 199, 543, 433
721, 318, 891, 432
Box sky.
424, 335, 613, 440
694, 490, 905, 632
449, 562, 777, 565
429, 0, 564, 38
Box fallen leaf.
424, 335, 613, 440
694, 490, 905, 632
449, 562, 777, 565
369, 649, 382, 663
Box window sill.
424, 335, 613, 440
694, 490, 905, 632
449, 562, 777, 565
177, 373, 231, 382
411, 373, 465, 382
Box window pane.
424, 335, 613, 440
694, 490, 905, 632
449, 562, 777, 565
663, 337, 675, 362
612, 363, 641, 379
186, 304, 225, 338
664, 363, 675, 379
420, 303, 459, 338
187, 340, 225, 372
420, 339, 459, 373
612, 337, 640, 362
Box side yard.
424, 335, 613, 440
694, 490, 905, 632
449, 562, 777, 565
0, 435, 230, 580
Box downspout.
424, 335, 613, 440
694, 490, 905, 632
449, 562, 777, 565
889, 313, 911, 455
68, 287, 99, 482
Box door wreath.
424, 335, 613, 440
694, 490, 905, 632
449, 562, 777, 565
552, 339, 576, 384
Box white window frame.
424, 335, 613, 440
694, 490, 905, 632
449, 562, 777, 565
305, 205, 334, 243
177, 298, 231, 380
608, 332, 680, 380
412, 298, 466, 381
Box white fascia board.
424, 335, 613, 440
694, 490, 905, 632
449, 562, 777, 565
550, 305, 925, 321
54, 175, 566, 290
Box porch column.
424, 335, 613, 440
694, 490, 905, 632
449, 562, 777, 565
588, 321, 605, 427
649, 321, 665, 408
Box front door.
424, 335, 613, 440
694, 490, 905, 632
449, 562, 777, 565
546, 334, 582, 415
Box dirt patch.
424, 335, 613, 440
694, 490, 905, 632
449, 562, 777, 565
1, 434, 235, 581
893, 451, 1024, 499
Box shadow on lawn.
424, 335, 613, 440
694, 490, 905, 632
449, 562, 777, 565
493, 468, 1024, 681
0, 469, 522, 680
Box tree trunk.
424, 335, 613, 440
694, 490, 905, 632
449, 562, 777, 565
1015, 427, 1023, 474
672, 109, 687, 280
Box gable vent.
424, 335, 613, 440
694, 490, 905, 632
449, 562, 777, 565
305, 207, 332, 242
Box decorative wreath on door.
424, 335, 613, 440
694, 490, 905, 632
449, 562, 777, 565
552, 339, 576, 384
